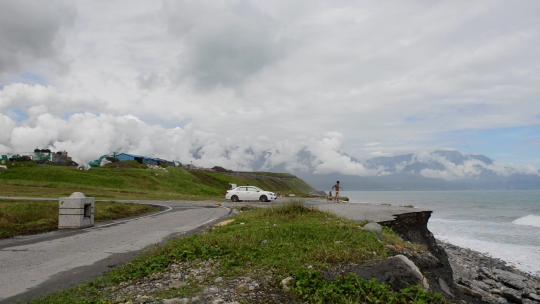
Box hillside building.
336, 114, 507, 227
34, 149, 52, 163
90, 153, 175, 167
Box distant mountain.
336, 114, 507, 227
293, 150, 540, 191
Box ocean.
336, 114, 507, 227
343, 190, 540, 276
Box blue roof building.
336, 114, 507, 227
89, 153, 174, 167
115, 153, 171, 166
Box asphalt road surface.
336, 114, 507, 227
0, 201, 229, 303
314, 202, 429, 222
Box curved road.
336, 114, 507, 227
0, 200, 230, 303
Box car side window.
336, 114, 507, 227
248, 187, 258, 192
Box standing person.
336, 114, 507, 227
331, 181, 341, 203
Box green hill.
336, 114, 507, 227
0, 164, 314, 199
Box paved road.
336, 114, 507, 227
0, 201, 229, 303
222, 198, 430, 223
314, 202, 429, 222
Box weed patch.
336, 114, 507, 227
294, 271, 446, 304
0, 201, 158, 239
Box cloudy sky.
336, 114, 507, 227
0, 0, 539, 174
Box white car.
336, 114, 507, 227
226, 186, 277, 202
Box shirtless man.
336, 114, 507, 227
331, 181, 341, 203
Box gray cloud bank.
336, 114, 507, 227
0, 0, 74, 80
1, 0, 540, 179
165, 1, 283, 88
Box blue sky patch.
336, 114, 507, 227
441, 125, 540, 166
6, 108, 29, 122
14, 72, 48, 85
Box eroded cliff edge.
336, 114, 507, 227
380, 210, 540, 304
379, 211, 460, 300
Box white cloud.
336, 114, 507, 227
309, 133, 375, 176
0, 108, 369, 176
417, 153, 538, 180
0, 114, 15, 147
0, 0, 539, 176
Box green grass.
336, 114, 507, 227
294, 272, 445, 303
33, 202, 444, 303
0, 165, 314, 199
0, 200, 159, 239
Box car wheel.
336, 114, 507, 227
231, 195, 239, 202
259, 195, 268, 202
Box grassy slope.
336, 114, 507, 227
33, 203, 445, 303
0, 200, 159, 239
0, 164, 314, 199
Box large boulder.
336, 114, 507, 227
327, 254, 429, 291
500, 287, 523, 303
411, 251, 441, 269
493, 269, 528, 290
362, 222, 383, 237
438, 277, 454, 298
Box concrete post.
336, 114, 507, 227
58, 192, 95, 229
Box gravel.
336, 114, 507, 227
440, 241, 540, 304
107, 259, 292, 303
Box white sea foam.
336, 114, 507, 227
345, 190, 540, 276
513, 214, 540, 228
429, 217, 540, 276
435, 234, 540, 276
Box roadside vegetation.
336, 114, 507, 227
33, 202, 445, 303
0, 200, 159, 239
0, 163, 313, 200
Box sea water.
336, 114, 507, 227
343, 190, 540, 276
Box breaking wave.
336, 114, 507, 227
435, 234, 540, 276
512, 214, 540, 228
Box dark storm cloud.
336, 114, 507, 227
0, 0, 74, 76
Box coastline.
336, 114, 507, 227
439, 240, 540, 303
340, 198, 540, 303
344, 190, 540, 295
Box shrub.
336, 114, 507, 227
262, 200, 311, 217
293, 271, 446, 304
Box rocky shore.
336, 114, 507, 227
440, 241, 540, 304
